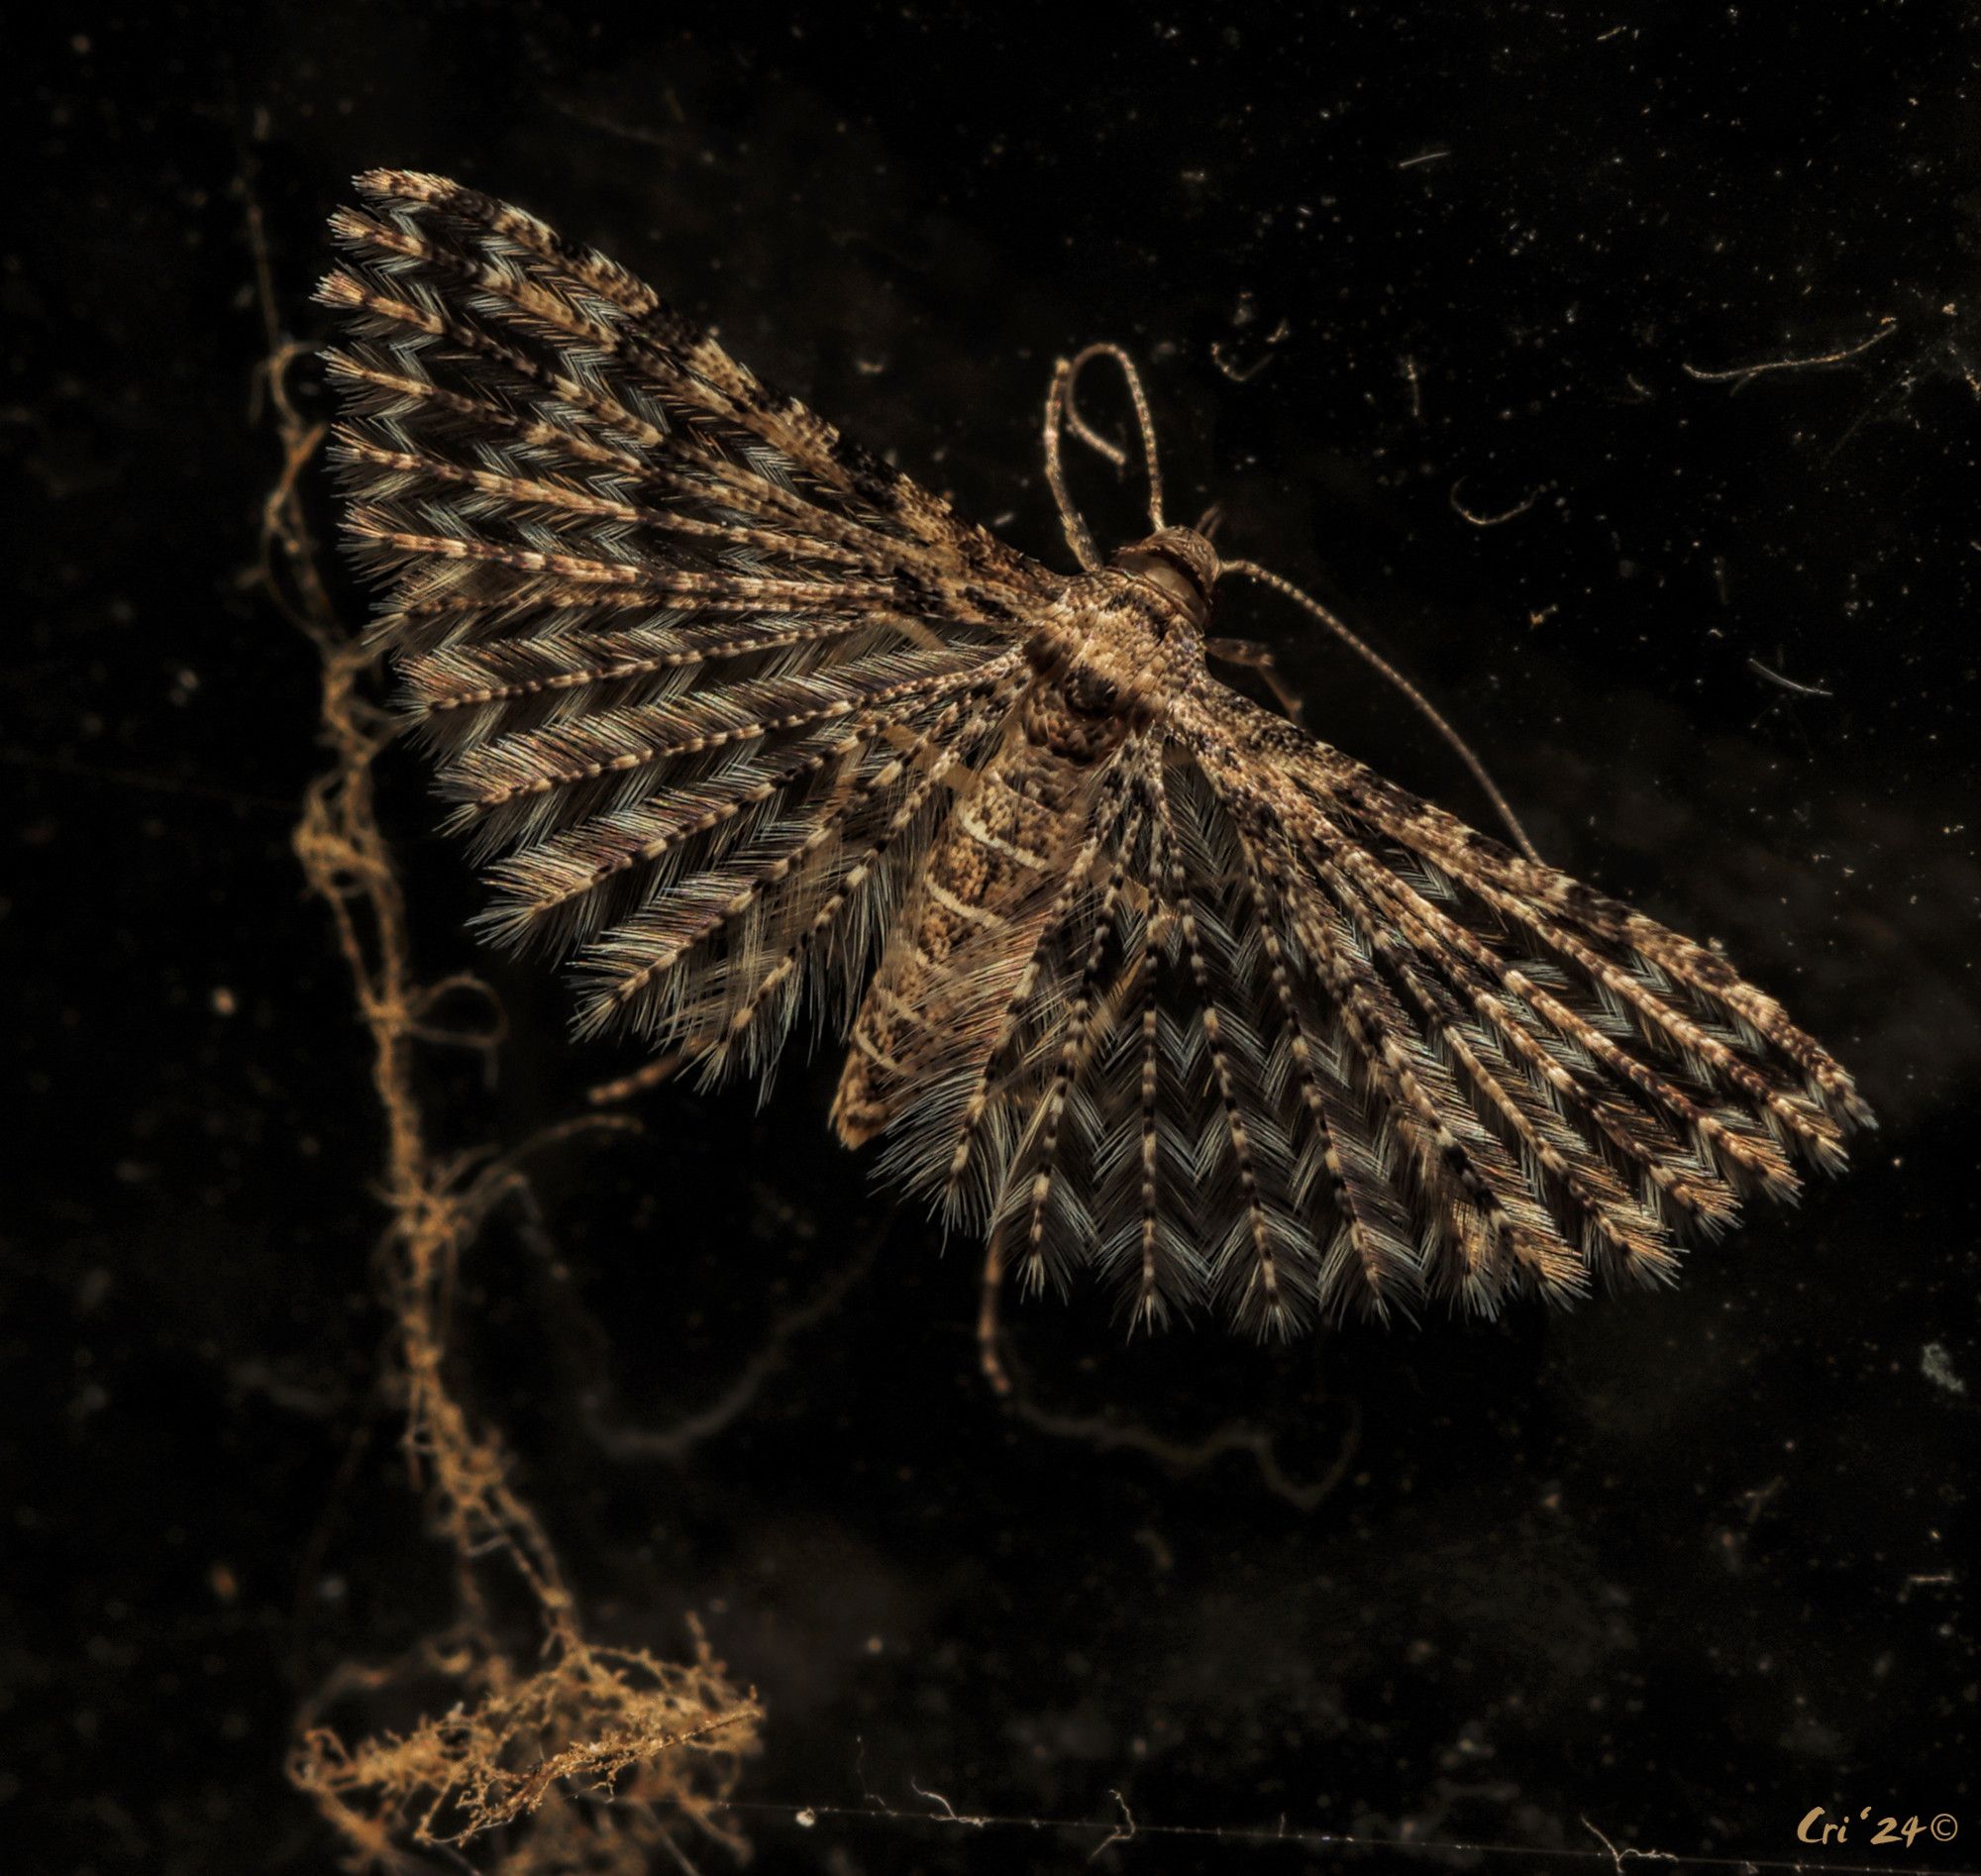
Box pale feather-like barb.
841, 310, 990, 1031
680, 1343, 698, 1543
317, 169, 1871, 1363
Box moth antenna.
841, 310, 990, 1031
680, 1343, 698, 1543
1043, 357, 1103, 572
1217, 557, 1544, 864
1045, 343, 1167, 568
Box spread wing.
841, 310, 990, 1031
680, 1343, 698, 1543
317, 168, 1868, 1341
913, 680, 1870, 1335
317, 169, 1047, 1067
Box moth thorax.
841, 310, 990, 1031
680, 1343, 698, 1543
1110, 526, 1217, 631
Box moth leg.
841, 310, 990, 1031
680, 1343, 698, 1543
1204, 636, 1307, 728
978, 1224, 1013, 1397
1218, 557, 1543, 861
587, 1050, 682, 1107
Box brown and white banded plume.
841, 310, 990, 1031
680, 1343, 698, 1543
317, 168, 1871, 1364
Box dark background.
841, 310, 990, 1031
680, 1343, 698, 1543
9, 4, 1979, 1871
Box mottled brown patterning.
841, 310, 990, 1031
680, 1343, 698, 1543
317, 169, 1871, 1376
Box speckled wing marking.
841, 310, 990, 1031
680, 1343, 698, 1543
1170, 679, 1870, 1317
318, 168, 1045, 1066
319, 170, 1870, 1342
894, 672, 1868, 1334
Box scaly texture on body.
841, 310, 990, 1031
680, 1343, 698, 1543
318, 169, 1870, 1344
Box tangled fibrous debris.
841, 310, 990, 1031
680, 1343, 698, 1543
292, 1630, 757, 1872
242, 166, 761, 1871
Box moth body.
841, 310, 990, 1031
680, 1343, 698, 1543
318, 170, 1869, 1352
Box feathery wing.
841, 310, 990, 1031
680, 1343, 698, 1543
316, 169, 1868, 1340
900, 680, 1868, 1334
316, 169, 1047, 1065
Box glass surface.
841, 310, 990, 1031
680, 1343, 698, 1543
13, 7, 1975, 1870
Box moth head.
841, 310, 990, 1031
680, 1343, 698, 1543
1109, 526, 1218, 633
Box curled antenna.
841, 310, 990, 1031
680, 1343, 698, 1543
1044, 342, 1166, 569
1219, 558, 1544, 864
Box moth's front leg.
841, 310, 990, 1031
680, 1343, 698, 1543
1204, 636, 1307, 727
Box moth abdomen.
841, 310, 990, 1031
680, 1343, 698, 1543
831, 682, 1127, 1151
